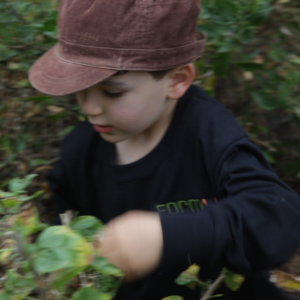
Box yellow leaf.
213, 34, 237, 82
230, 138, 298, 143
270, 271, 300, 292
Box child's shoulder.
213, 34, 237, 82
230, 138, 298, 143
186, 85, 234, 117
182, 85, 247, 141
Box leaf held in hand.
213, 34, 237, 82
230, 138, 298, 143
71, 216, 104, 241
90, 257, 124, 277
34, 226, 92, 273
162, 296, 183, 300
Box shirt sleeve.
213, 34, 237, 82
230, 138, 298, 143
159, 136, 300, 276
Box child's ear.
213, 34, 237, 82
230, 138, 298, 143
167, 64, 195, 100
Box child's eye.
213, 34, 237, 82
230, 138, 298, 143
103, 91, 124, 98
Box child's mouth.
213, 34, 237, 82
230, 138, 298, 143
92, 124, 114, 133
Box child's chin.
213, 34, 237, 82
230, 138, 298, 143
99, 132, 126, 144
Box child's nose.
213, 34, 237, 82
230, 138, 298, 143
80, 90, 104, 117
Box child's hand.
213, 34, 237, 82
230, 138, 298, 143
99, 210, 163, 282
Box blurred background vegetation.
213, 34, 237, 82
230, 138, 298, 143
0, 0, 300, 295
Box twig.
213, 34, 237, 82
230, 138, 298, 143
59, 210, 72, 226
200, 273, 224, 300
10, 232, 47, 300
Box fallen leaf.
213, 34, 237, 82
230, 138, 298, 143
34, 166, 53, 173
243, 72, 254, 81
47, 106, 65, 113
280, 27, 293, 36
251, 55, 264, 64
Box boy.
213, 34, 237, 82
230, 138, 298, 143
28, 0, 300, 299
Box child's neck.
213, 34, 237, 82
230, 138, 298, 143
114, 101, 177, 165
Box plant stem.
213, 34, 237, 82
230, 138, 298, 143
11, 232, 47, 300
200, 273, 224, 300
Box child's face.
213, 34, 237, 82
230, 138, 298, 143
76, 71, 174, 144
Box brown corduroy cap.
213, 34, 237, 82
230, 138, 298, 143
29, 0, 206, 96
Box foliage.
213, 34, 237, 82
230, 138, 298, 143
197, 0, 300, 124
0, 0, 58, 69
166, 264, 245, 299
0, 175, 124, 300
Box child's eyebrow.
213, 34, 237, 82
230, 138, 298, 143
100, 80, 129, 88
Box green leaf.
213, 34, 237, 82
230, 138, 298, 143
215, 0, 237, 16
90, 257, 124, 277
71, 216, 104, 241
14, 206, 48, 236
0, 248, 13, 264
290, 57, 300, 64
47, 111, 68, 120
34, 247, 77, 273
37, 226, 69, 248
223, 268, 245, 291
98, 275, 122, 296
51, 267, 86, 291
251, 92, 278, 110
0, 292, 11, 300
29, 159, 50, 167
3, 270, 36, 299
8, 175, 37, 193
235, 62, 264, 71
261, 151, 276, 164
25, 244, 39, 256
174, 264, 201, 290
213, 52, 231, 77
162, 297, 183, 300
3, 269, 18, 293
72, 287, 112, 300
18, 190, 44, 202
59, 126, 75, 137
35, 226, 91, 273
1, 198, 19, 208
0, 191, 15, 199
26, 96, 57, 105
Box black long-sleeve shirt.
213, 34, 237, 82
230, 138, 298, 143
48, 85, 300, 300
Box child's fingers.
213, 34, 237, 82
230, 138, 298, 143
99, 211, 163, 282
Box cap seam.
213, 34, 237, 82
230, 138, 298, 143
59, 35, 205, 52
55, 48, 203, 71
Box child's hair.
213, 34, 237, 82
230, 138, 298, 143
114, 69, 173, 81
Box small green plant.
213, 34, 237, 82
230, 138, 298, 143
164, 264, 245, 300
0, 174, 124, 300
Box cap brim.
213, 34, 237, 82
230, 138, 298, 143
29, 44, 117, 96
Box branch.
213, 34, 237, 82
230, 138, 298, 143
200, 273, 224, 300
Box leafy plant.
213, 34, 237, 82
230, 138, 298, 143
0, 175, 124, 300
165, 264, 245, 300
